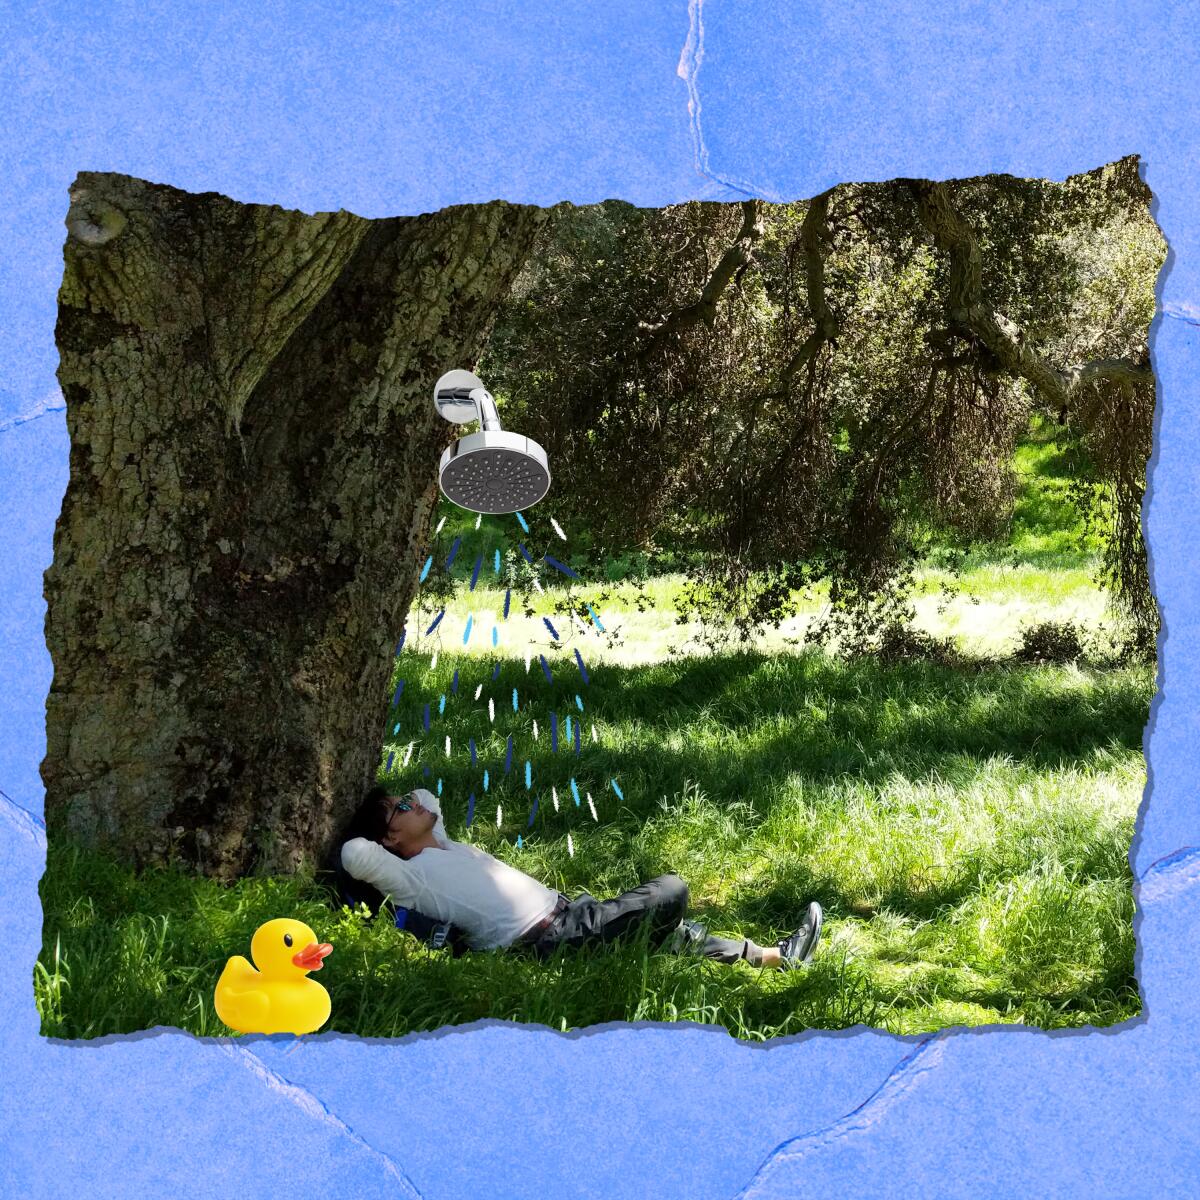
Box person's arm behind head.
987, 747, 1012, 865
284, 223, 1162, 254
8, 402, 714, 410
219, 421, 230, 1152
340, 837, 420, 910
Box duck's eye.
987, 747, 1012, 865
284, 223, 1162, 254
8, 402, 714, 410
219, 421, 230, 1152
283, 932, 294, 948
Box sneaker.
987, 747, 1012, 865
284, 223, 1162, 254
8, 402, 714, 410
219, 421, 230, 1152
778, 901, 823, 969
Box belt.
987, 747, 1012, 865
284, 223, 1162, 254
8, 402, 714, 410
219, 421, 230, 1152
517, 894, 569, 945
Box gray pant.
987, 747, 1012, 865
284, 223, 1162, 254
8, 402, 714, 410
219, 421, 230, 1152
530, 874, 763, 965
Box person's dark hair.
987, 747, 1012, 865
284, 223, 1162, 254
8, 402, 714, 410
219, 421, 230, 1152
342, 783, 396, 845
324, 783, 402, 919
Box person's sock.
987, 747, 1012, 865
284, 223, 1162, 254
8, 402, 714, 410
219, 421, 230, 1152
742, 940, 765, 967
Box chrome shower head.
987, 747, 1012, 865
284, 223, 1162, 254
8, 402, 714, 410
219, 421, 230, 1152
433, 369, 551, 514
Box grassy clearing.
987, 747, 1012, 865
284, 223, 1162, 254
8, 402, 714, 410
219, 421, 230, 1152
37, 422, 1150, 1039
409, 560, 1108, 666
411, 424, 1112, 662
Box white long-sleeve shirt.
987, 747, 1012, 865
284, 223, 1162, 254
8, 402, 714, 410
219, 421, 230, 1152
340, 788, 559, 950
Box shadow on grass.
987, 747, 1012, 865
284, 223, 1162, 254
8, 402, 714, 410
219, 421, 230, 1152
389, 647, 1149, 818
377, 646, 1148, 925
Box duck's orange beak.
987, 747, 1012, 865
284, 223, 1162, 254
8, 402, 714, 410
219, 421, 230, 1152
292, 942, 333, 972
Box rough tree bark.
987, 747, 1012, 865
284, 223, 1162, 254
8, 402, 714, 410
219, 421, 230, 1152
44, 172, 546, 878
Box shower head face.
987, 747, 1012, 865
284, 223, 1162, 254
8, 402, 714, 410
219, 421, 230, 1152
439, 430, 551, 515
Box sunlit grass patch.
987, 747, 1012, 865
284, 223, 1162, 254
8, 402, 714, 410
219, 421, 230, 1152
415, 561, 1111, 665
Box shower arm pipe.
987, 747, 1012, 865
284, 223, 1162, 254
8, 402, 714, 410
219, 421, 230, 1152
470, 387, 502, 432
436, 381, 502, 431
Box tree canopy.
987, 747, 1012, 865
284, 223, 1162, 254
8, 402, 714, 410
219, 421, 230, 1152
482, 157, 1162, 646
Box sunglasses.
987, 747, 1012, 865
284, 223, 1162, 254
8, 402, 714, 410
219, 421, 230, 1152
387, 794, 419, 821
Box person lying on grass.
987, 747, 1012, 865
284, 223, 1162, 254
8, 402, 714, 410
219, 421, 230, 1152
340, 785, 823, 968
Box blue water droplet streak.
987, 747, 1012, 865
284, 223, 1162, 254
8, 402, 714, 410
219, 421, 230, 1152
544, 554, 579, 579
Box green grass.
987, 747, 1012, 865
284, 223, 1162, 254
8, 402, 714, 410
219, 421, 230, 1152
38, 650, 1149, 1039
36, 421, 1150, 1039
415, 557, 1107, 665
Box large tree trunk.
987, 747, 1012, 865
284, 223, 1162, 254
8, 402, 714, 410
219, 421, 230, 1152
43, 172, 546, 878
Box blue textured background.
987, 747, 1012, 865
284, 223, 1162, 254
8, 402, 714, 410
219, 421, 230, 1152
2, 2, 1197, 1195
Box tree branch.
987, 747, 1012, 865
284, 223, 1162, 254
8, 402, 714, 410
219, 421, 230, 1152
907, 180, 1153, 407
638, 199, 764, 356
792, 189, 840, 362
734, 186, 842, 527
747, 190, 840, 403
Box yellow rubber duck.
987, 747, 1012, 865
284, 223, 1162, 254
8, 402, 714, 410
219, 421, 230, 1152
214, 918, 333, 1035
